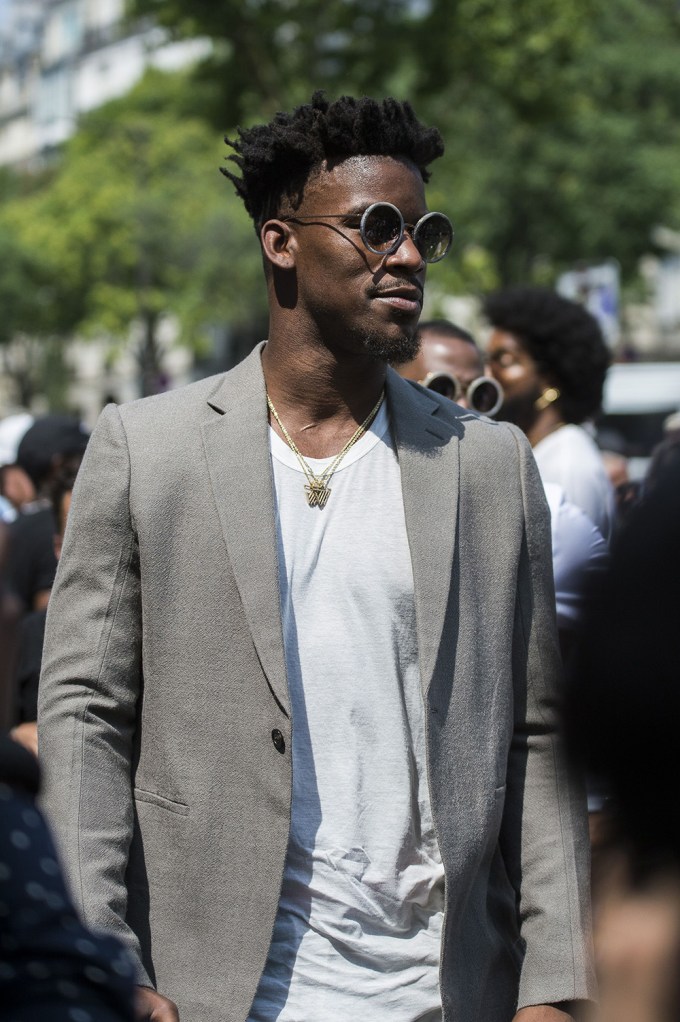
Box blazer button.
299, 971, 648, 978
271, 729, 286, 754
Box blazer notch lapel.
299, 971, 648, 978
387, 373, 461, 696
201, 346, 290, 716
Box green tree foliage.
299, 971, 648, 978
127, 0, 589, 125
127, 0, 680, 288
127, 0, 426, 124
3, 73, 265, 395
0, 170, 72, 406
3, 0, 679, 408
437, 0, 680, 282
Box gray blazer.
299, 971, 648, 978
38, 344, 595, 1022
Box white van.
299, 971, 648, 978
597, 362, 680, 478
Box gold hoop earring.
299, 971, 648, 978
535, 387, 560, 412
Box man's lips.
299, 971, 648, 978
370, 285, 423, 314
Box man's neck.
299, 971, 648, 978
261, 334, 388, 460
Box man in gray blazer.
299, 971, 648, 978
39, 94, 595, 1022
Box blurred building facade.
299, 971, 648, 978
0, 0, 210, 169
0, 0, 209, 421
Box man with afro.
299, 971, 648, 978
39, 94, 594, 1022
485, 286, 614, 540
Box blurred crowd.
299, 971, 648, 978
398, 289, 680, 1022
2, 285, 680, 1020
0, 413, 138, 1017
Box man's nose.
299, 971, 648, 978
385, 231, 425, 271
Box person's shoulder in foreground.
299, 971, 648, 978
395, 367, 549, 478
0, 735, 135, 1021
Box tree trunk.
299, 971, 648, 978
138, 312, 164, 398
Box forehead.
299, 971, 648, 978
489, 329, 521, 350
420, 332, 483, 377
488, 329, 530, 356
301, 155, 427, 216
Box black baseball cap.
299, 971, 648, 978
17, 415, 90, 488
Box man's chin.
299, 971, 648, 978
364, 327, 420, 366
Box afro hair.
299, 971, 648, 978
483, 286, 610, 424
222, 91, 444, 230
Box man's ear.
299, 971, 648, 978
260, 219, 297, 270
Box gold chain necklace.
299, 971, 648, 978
266, 391, 385, 508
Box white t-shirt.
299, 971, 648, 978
533, 424, 615, 541
248, 402, 444, 1022
544, 482, 608, 631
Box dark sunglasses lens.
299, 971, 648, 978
414, 213, 453, 263
362, 204, 403, 252
469, 378, 502, 415
426, 373, 459, 401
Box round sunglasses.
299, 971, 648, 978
281, 201, 454, 264
422, 371, 504, 417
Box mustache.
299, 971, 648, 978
366, 281, 424, 299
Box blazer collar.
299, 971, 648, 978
201, 343, 291, 715
386, 369, 462, 696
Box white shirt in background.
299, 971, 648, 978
544, 482, 608, 632
533, 424, 615, 541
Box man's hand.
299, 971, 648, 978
10, 721, 38, 757
136, 986, 180, 1021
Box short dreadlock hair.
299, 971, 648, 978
483, 286, 610, 424
222, 91, 444, 231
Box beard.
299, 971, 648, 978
363, 325, 421, 366
495, 386, 543, 433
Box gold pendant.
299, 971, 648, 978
305, 481, 331, 508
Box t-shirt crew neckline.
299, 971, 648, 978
268, 400, 390, 474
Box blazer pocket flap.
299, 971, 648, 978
133, 787, 189, 816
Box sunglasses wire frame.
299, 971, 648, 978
280, 202, 453, 263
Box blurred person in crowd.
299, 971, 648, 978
541, 482, 607, 659
596, 428, 642, 532
645, 432, 680, 498
599, 449, 629, 493
399, 319, 607, 656
6, 414, 88, 613
39, 94, 593, 1022
397, 318, 503, 416
484, 287, 615, 541
662, 409, 680, 440
10, 462, 79, 758
563, 459, 680, 1022
0, 521, 136, 1022
0, 412, 36, 522
0, 523, 21, 732
599, 449, 640, 531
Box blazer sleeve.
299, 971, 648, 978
38, 403, 151, 986
500, 425, 596, 1010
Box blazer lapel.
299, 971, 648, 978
200, 343, 290, 716
386, 370, 461, 697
